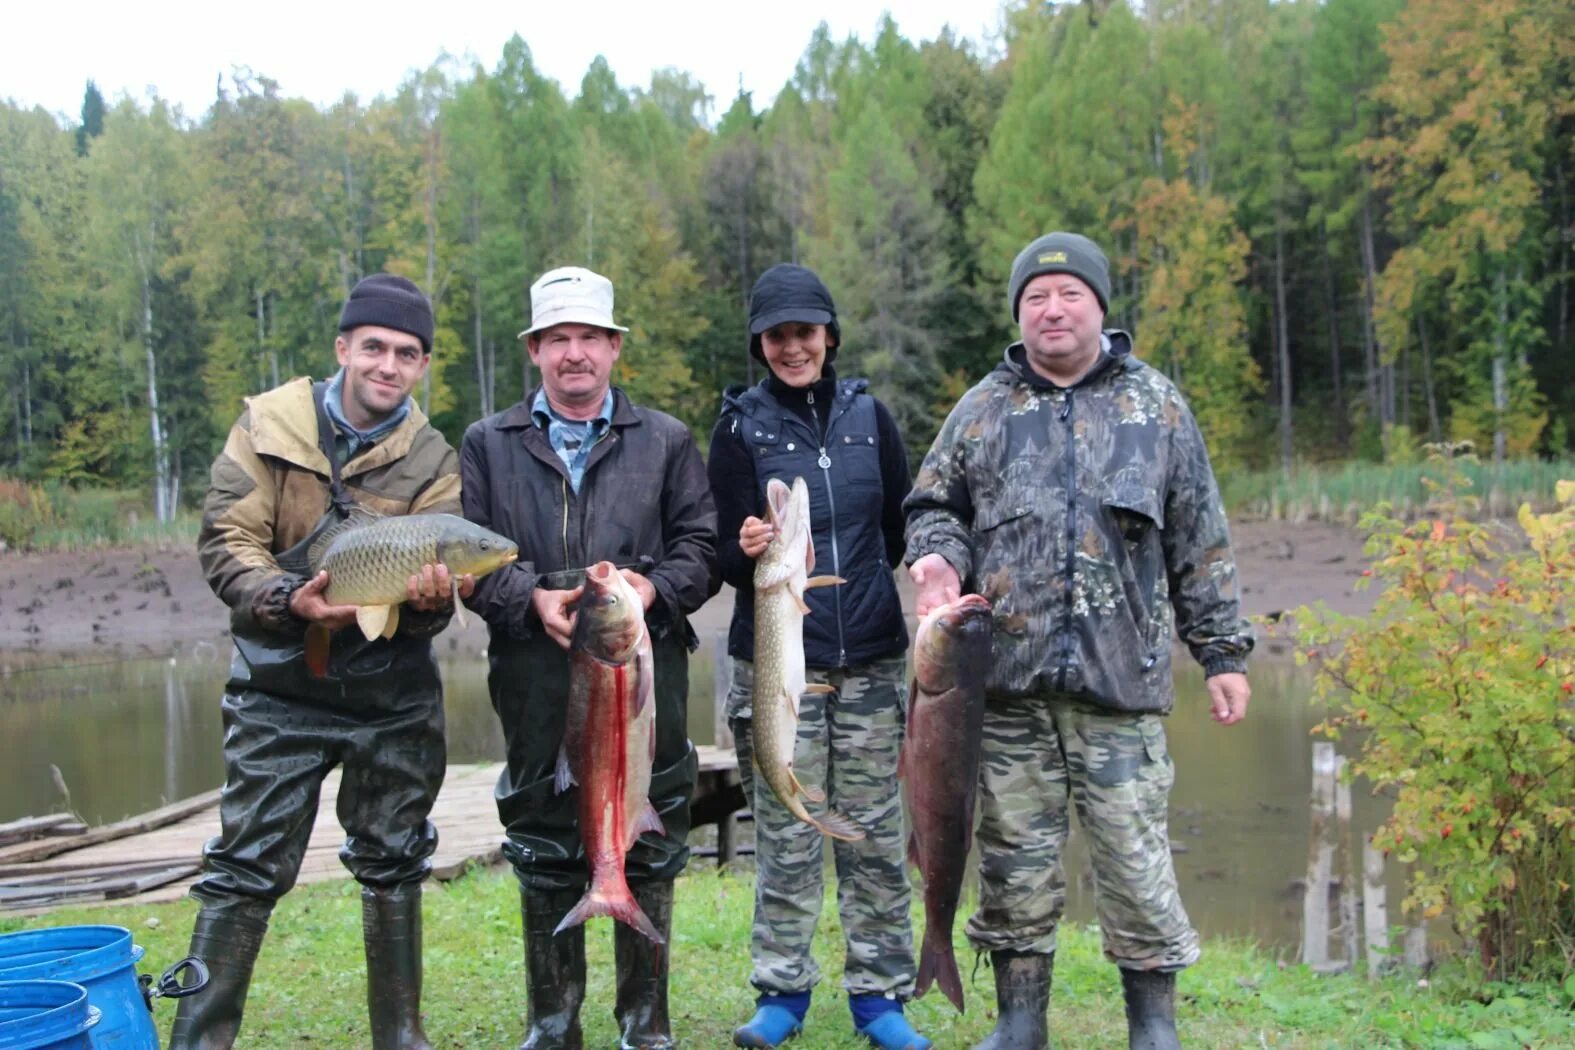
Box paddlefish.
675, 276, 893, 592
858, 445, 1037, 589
902, 593, 993, 1012
555, 561, 664, 943
750, 476, 862, 841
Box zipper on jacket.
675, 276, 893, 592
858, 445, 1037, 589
560, 476, 571, 574
1055, 390, 1077, 691
804, 395, 848, 668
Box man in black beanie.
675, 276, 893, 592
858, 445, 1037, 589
173, 273, 468, 1050
904, 233, 1253, 1050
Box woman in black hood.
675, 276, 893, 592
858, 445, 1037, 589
707, 264, 926, 1050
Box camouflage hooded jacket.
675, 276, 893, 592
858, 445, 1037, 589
903, 334, 1252, 713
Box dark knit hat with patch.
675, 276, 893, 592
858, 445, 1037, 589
1008, 232, 1111, 319
338, 274, 434, 353
747, 264, 841, 363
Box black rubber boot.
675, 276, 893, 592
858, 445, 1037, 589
166, 899, 272, 1050
1121, 968, 1180, 1050
519, 885, 588, 1050
970, 950, 1053, 1050
614, 880, 675, 1049
363, 883, 436, 1050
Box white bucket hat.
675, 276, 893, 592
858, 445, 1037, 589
519, 266, 629, 337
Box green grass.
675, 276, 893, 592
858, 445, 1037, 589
4, 867, 1571, 1048
1221, 458, 1575, 524
0, 479, 199, 552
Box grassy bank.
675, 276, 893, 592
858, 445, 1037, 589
4, 867, 1570, 1048
1222, 458, 1575, 524
0, 480, 198, 552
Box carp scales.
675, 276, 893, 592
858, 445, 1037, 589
303, 512, 517, 676
901, 593, 993, 1012
555, 561, 665, 944
750, 476, 862, 841
313, 511, 517, 640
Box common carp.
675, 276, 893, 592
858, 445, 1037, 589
555, 561, 664, 943
902, 593, 993, 1012
305, 512, 517, 674
751, 476, 862, 841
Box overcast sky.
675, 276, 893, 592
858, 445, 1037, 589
5, 1, 1012, 124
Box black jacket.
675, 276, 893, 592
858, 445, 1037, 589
709, 373, 909, 668
460, 387, 719, 646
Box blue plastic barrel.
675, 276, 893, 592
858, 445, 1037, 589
0, 980, 100, 1049
0, 928, 154, 1049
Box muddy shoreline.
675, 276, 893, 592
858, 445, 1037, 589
0, 520, 1374, 666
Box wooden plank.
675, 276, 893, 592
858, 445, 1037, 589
0, 863, 201, 909
0, 857, 194, 884
0, 789, 223, 865
0, 814, 78, 847
696, 745, 738, 773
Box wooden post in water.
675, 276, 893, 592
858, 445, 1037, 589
1302, 742, 1338, 966
712, 630, 738, 866
1363, 839, 1390, 977
1334, 758, 1359, 966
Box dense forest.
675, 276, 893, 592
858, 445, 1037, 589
1, 0, 1571, 521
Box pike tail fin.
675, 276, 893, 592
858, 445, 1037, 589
555, 874, 664, 945
305, 625, 331, 678
809, 806, 866, 842
915, 925, 965, 1012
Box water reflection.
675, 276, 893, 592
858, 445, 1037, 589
0, 646, 1381, 951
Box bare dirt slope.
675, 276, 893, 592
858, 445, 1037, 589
0, 520, 1375, 663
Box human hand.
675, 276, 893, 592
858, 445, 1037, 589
405, 563, 477, 612
532, 584, 583, 649
289, 571, 360, 631
1206, 672, 1250, 726
909, 554, 961, 617
619, 570, 658, 611
739, 516, 776, 559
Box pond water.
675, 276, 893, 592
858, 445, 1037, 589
0, 640, 1391, 953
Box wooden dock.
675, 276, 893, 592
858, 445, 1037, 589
0, 747, 744, 916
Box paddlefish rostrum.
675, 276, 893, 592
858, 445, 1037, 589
902, 593, 993, 1012
750, 476, 862, 841
555, 561, 664, 944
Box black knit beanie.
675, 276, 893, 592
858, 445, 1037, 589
338, 274, 435, 353
1008, 232, 1111, 320
747, 264, 841, 363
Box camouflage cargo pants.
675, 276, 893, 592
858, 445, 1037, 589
965, 693, 1199, 971
726, 656, 916, 996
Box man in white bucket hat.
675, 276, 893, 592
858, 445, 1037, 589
459, 265, 718, 1049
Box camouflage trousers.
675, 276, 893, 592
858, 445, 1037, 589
965, 693, 1199, 971
726, 656, 916, 996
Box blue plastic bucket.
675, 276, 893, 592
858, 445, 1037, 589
0, 980, 100, 1049
0, 928, 153, 1049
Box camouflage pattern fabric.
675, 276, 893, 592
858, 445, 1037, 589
903, 336, 1252, 713
726, 655, 916, 996
964, 693, 1198, 971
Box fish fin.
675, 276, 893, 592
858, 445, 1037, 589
632, 802, 665, 840
792, 587, 812, 615
554, 748, 576, 794
381, 603, 400, 639
916, 926, 966, 1013
906, 830, 921, 870
356, 604, 390, 641
803, 683, 835, 695
806, 530, 816, 574
556, 878, 664, 945
451, 575, 467, 628
305, 624, 331, 678
805, 575, 845, 589
304, 505, 382, 573
809, 807, 866, 842
787, 769, 826, 804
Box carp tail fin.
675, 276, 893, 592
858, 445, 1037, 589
915, 927, 965, 1012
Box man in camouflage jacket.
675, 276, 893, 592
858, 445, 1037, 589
904, 232, 1252, 1050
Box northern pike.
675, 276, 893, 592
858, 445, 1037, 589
555, 561, 664, 943
902, 593, 993, 1012
751, 476, 862, 841
305, 512, 517, 674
